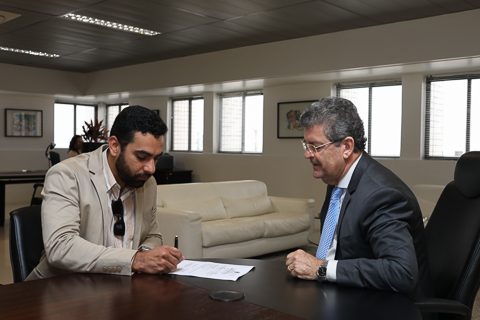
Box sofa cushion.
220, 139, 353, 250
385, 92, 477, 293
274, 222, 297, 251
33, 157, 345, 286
259, 212, 311, 238
202, 217, 265, 247
209, 180, 268, 198
222, 193, 274, 218
162, 197, 227, 222
157, 183, 217, 208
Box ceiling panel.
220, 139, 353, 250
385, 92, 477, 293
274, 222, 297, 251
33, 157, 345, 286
236, 12, 323, 38
0, 0, 477, 72
78, 0, 221, 33
31, 56, 105, 72
0, 50, 52, 65
417, 0, 475, 12
0, 33, 90, 55
209, 20, 288, 43
0, 0, 102, 15
148, 0, 269, 19
264, 1, 378, 32
0, 5, 52, 35
12, 19, 145, 47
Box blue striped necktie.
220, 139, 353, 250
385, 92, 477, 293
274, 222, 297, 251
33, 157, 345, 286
316, 187, 343, 260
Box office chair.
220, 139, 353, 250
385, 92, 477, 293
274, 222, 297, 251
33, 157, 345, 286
49, 151, 60, 166
415, 151, 480, 320
9, 206, 44, 283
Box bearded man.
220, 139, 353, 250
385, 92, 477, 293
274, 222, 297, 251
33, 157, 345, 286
27, 106, 183, 280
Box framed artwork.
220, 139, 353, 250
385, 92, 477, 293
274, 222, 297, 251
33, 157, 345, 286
5, 109, 43, 137
277, 100, 317, 139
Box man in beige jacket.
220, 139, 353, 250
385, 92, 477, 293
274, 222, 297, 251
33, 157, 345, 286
27, 106, 183, 280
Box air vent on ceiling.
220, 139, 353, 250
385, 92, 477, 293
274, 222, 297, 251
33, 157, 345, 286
0, 10, 21, 25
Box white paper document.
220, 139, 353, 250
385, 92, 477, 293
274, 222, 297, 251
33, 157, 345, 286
169, 260, 254, 281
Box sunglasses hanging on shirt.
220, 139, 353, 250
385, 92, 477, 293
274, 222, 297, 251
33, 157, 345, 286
111, 198, 125, 236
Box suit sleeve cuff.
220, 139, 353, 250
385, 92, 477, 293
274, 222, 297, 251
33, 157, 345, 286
326, 260, 338, 282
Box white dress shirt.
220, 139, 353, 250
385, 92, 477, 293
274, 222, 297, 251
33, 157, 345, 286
325, 153, 362, 282
103, 149, 136, 249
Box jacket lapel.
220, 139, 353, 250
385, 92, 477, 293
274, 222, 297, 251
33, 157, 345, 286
336, 152, 372, 235
132, 186, 145, 249
88, 145, 110, 246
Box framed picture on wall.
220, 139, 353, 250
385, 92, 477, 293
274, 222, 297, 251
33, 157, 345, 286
277, 100, 317, 139
5, 109, 43, 137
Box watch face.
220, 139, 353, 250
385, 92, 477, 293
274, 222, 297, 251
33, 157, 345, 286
318, 266, 327, 279
319, 267, 327, 277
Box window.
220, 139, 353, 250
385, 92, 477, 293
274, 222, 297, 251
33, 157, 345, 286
171, 98, 204, 152
425, 75, 480, 159
107, 104, 129, 132
54, 103, 96, 148
219, 92, 263, 153
336, 81, 402, 157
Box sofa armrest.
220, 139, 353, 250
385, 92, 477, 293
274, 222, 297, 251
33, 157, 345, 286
156, 207, 203, 259
269, 196, 316, 233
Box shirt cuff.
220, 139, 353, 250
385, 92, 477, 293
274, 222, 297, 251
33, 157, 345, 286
326, 260, 338, 282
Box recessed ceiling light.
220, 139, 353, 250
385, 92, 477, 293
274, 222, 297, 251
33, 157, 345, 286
61, 13, 161, 36
0, 46, 60, 58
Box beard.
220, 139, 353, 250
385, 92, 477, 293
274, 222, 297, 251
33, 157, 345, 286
115, 150, 152, 189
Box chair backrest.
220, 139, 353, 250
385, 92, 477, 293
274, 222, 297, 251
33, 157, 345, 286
49, 151, 60, 166
9, 206, 44, 283
425, 151, 480, 309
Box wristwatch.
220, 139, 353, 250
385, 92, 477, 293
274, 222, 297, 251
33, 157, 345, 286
316, 260, 329, 281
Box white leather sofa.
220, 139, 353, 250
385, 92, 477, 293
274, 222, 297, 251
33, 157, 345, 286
156, 180, 315, 259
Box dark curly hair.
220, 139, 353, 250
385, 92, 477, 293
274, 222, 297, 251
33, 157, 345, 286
300, 97, 366, 152
110, 105, 168, 149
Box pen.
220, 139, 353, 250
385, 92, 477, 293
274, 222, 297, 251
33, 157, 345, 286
174, 235, 178, 249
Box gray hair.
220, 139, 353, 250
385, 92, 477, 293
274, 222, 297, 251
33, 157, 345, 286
300, 97, 366, 152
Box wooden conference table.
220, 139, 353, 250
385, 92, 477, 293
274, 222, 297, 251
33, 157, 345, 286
0, 259, 421, 320
0, 170, 46, 226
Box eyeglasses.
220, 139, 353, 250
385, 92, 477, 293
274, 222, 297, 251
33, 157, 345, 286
302, 140, 334, 154
111, 198, 125, 236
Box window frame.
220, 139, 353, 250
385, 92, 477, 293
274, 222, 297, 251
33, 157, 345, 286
425, 74, 480, 160
170, 97, 204, 153
336, 80, 402, 158
106, 103, 129, 132
219, 91, 263, 154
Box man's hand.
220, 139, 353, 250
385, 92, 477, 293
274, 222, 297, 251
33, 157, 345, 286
286, 249, 322, 280
132, 245, 184, 274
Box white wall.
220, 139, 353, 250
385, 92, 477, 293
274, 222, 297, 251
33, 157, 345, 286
0, 93, 57, 204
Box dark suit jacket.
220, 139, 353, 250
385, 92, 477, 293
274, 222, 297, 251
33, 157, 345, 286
320, 152, 433, 299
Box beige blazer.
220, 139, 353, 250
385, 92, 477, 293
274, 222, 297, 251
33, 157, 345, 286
27, 145, 162, 280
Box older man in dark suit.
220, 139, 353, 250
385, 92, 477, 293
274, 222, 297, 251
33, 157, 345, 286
286, 97, 432, 300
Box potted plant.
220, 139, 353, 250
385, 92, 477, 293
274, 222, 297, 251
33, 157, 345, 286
81, 119, 109, 153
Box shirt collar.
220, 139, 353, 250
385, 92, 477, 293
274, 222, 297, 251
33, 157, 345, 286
103, 148, 117, 194
337, 152, 363, 189
102, 149, 135, 200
